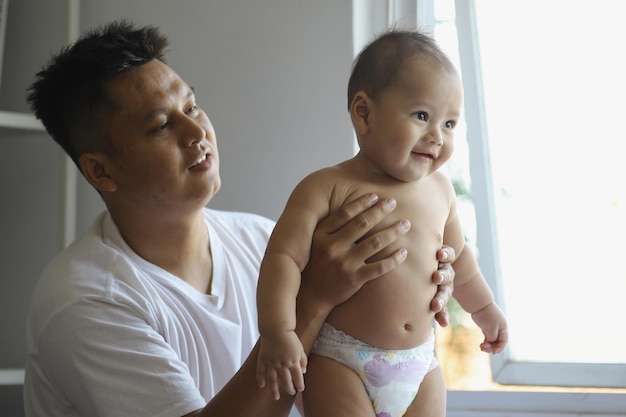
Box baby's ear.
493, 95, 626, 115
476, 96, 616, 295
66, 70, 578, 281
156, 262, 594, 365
349, 91, 372, 134
79, 152, 118, 193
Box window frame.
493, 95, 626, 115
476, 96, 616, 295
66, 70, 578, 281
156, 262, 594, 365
447, 391, 626, 417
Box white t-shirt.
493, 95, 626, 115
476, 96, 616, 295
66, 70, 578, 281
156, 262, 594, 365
24, 208, 275, 417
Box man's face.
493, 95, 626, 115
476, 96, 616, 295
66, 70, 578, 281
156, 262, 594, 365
102, 59, 220, 213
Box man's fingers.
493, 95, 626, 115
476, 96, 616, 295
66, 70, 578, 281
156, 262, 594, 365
435, 255, 455, 286
319, 196, 399, 244
434, 309, 450, 327
437, 245, 457, 263
431, 288, 450, 328
350, 218, 410, 268
430, 296, 444, 313
316, 194, 380, 234
431, 271, 453, 307
356, 247, 408, 284
433, 268, 449, 286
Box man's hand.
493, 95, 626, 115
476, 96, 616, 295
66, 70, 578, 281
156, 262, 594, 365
301, 194, 410, 315
431, 246, 456, 327
297, 194, 456, 353
300, 194, 456, 325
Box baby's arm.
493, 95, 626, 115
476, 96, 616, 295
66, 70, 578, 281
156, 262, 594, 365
450, 246, 508, 354
256, 173, 331, 399
442, 180, 508, 354
256, 252, 308, 400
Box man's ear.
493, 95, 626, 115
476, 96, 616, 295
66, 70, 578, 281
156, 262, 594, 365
79, 152, 118, 193
349, 91, 373, 135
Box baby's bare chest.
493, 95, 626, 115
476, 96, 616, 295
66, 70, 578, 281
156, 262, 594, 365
331, 178, 451, 250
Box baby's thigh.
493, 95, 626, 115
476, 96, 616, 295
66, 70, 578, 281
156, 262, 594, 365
403, 365, 447, 417
303, 354, 375, 417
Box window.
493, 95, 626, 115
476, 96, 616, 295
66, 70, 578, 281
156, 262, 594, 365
354, 0, 626, 414
450, 0, 626, 389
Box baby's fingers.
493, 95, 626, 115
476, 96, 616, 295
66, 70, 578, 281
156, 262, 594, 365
290, 358, 307, 394
480, 326, 509, 354
278, 366, 298, 397
256, 362, 267, 389
268, 368, 282, 400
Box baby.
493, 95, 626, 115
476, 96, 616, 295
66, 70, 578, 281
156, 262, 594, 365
256, 29, 508, 417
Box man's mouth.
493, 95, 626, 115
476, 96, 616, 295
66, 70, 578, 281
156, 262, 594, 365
195, 154, 207, 165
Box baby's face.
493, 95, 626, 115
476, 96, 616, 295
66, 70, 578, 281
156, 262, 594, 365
361, 59, 463, 183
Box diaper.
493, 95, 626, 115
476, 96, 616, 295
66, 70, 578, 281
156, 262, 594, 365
311, 322, 438, 417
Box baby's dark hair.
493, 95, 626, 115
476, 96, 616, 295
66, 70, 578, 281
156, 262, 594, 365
26, 20, 169, 168
347, 28, 452, 110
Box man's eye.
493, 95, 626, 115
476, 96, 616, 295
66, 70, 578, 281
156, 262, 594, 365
149, 121, 170, 134
414, 111, 428, 121
187, 104, 199, 114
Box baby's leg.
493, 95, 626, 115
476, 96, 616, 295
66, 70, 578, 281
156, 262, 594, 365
403, 365, 446, 417
303, 354, 376, 417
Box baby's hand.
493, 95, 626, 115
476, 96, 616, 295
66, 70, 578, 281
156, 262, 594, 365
257, 331, 307, 400
471, 303, 509, 354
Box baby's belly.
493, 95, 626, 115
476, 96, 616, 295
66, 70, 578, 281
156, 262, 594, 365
325, 259, 438, 350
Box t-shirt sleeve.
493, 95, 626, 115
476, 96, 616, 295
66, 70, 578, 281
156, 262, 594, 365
37, 297, 207, 417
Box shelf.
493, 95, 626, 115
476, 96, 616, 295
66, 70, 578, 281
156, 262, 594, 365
0, 110, 44, 131
0, 369, 24, 386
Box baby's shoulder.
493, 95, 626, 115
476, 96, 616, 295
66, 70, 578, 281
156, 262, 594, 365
426, 171, 456, 194
298, 164, 355, 190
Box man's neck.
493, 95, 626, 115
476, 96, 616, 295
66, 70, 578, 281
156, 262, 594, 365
110, 206, 214, 294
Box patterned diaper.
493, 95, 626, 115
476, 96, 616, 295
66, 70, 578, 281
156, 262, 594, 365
311, 322, 438, 417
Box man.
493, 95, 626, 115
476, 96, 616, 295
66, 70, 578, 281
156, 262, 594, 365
24, 21, 454, 417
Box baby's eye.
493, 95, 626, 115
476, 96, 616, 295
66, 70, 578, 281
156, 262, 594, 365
445, 120, 456, 130
413, 111, 428, 121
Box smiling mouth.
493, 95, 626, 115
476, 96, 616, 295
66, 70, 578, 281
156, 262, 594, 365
191, 154, 208, 168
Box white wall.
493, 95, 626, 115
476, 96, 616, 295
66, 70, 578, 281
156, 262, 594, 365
77, 0, 355, 227
0, 0, 355, 414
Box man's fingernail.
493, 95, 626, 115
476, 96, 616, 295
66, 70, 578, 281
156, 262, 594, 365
401, 219, 410, 231
367, 194, 379, 205
442, 249, 448, 260
385, 198, 397, 209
